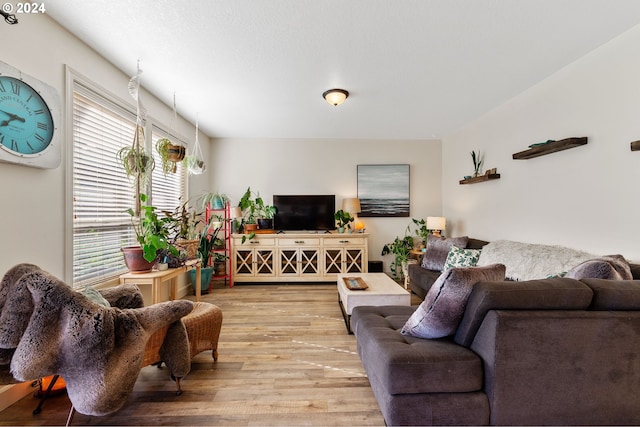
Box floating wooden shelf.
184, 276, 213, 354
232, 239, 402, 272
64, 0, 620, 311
512, 137, 588, 160
459, 173, 501, 185
631, 140, 640, 151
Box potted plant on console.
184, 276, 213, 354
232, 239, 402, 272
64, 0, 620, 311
238, 186, 275, 241
334, 209, 354, 233
256, 197, 276, 231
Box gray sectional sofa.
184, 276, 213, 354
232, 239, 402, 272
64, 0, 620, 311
353, 239, 640, 425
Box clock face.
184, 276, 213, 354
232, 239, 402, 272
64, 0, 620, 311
0, 76, 55, 156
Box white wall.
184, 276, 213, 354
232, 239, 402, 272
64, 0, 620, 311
443, 24, 640, 261
209, 138, 442, 267
0, 15, 207, 281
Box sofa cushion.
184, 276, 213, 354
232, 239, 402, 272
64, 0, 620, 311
444, 246, 482, 270
401, 264, 506, 339
580, 279, 640, 310
454, 278, 593, 347
565, 255, 633, 280
477, 240, 595, 281
351, 305, 484, 395
421, 235, 469, 271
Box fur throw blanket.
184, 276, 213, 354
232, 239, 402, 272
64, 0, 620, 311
477, 240, 595, 281
0, 263, 194, 416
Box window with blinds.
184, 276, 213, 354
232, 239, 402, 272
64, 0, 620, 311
72, 81, 186, 289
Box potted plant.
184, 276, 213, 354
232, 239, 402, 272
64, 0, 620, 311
156, 137, 186, 175
471, 150, 483, 177
334, 209, 354, 233
410, 218, 432, 250
256, 197, 276, 230
213, 252, 228, 276
198, 192, 230, 210
122, 194, 176, 272
381, 234, 415, 280
238, 187, 259, 237
189, 217, 223, 294
117, 124, 155, 180
162, 200, 202, 260
117, 124, 155, 216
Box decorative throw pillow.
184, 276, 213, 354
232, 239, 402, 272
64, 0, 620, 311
565, 254, 633, 280
82, 285, 111, 307
401, 263, 506, 339
421, 235, 470, 271
443, 246, 482, 270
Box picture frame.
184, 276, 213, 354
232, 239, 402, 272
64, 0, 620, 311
357, 164, 410, 217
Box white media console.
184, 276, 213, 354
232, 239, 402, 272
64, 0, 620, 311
232, 232, 369, 283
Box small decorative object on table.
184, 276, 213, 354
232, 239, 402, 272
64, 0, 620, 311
343, 277, 368, 290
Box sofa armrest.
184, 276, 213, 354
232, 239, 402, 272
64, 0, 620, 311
471, 309, 640, 425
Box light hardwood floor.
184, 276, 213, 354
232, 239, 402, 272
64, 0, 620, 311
0, 280, 409, 426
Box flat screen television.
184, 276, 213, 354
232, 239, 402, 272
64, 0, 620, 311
273, 195, 335, 231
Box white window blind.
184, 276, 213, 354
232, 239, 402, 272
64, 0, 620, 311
71, 82, 186, 289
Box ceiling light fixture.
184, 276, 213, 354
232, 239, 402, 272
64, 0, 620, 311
323, 88, 349, 106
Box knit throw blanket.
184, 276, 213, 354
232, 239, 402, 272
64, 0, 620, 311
0, 263, 194, 416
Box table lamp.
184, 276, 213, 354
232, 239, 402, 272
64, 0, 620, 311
426, 216, 446, 237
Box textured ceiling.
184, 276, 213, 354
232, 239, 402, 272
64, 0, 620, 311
46, 0, 640, 139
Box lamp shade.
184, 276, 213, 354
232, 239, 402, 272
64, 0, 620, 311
426, 216, 446, 231
323, 89, 349, 106
342, 198, 361, 213
230, 206, 242, 219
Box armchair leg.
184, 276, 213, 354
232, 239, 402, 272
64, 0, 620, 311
171, 374, 183, 396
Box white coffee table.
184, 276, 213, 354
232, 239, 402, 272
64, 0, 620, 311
337, 272, 411, 333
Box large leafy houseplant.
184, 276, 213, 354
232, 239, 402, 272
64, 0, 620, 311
238, 187, 274, 241
126, 194, 176, 263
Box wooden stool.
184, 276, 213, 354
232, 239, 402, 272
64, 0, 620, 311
181, 302, 223, 361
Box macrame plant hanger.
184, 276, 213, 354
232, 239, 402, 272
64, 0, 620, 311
187, 113, 206, 175
126, 61, 153, 215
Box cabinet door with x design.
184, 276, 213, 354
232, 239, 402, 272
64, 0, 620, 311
278, 238, 321, 280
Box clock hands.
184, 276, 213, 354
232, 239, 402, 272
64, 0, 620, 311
0, 110, 26, 127
0, 10, 18, 25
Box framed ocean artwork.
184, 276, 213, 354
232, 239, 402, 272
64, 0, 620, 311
357, 164, 410, 217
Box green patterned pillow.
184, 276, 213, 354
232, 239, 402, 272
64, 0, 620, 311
443, 246, 482, 270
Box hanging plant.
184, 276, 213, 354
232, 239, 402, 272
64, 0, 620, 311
117, 62, 155, 215
156, 137, 186, 175
187, 115, 206, 175
117, 123, 155, 178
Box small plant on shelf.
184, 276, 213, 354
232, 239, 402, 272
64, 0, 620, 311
471, 150, 483, 177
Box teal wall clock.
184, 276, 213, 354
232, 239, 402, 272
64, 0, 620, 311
0, 61, 61, 169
